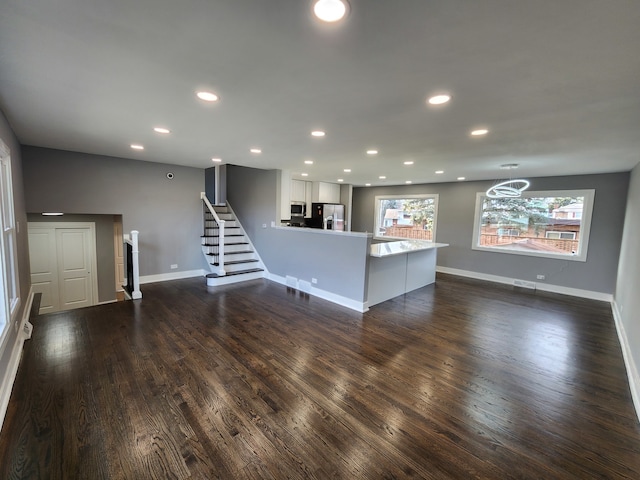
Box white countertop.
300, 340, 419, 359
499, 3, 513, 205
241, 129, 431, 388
274, 225, 372, 238
369, 240, 449, 257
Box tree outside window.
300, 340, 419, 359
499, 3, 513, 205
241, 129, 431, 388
375, 194, 438, 241
472, 190, 595, 261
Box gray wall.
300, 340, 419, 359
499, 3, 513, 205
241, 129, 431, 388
22, 146, 207, 278
227, 165, 370, 302
0, 109, 31, 396
352, 173, 629, 294
615, 163, 640, 389
26, 213, 118, 303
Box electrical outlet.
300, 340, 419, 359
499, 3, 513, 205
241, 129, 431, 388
312, 278, 318, 284
262, 223, 267, 228
170, 264, 178, 269
536, 274, 545, 280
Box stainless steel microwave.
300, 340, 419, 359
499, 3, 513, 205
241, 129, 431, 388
290, 202, 306, 216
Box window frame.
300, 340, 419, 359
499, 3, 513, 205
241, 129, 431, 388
0, 139, 20, 350
373, 194, 439, 241
471, 189, 595, 262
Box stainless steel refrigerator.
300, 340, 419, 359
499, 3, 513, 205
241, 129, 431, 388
310, 203, 345, 231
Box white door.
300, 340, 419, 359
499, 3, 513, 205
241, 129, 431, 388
28, 223, 98, 314
28, 227, 59, 314
56, 228, 94, 310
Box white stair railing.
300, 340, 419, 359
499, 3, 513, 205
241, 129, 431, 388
124, 230, 142, 299
201, 192, 226, 276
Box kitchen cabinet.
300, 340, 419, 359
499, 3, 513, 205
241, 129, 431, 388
291, 179, 306, 202
314, 181, 341, 203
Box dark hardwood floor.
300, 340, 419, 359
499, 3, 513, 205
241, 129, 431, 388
2, 273, 640, 479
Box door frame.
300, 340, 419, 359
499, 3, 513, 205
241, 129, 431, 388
27, 222, 99, 311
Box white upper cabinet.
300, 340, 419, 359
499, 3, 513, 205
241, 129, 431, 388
291, 179, 306, 202
315, 182, 341, 203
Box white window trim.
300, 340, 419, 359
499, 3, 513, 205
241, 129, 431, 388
0, 139, 20, 352
373, 194, 439, 241
471, 189, 595, 262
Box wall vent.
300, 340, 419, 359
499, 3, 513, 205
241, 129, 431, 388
513, 279, 536, 290
285, 275, 298, 289
298, 280, 312, 293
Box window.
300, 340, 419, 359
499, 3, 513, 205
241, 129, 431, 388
472, 189, 595, 261
545, 231, 576, 240
0, 140, 20, 345
374, 194, 438, 241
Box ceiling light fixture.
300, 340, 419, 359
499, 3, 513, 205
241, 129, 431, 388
250, 148, 262, 154
344, 168, 351, 173
366, 150, 378, 155
311, 130, 325, 137
365, 183, 371, 187
42, 212, 64, 216
313, 0, 348, 22
405, 181, 412, 184
301, 173, 309, 177
404, 161, 414, 165
211, 158, 222, 163
379, 175, 386, 180
153, 127, 170, 134
435, 170, 444, 174
130, 144, 144, 150
337, 178, 344, 182
196, 91, 219, 102
428, 94, 451, 105
471, 128, 489, 136
457, 177, 466, 181
304, 160, 314, 165
486, 164, 530, 198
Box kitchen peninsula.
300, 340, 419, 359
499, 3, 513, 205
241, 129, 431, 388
266, 225, 447, 311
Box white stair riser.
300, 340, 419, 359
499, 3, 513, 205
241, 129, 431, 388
221, 252, 256, 262
221, 262, 260, 273
206, 270, 264, 286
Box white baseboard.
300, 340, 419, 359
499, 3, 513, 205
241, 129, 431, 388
611, 300, 640, 422
0, 288, 34, 432
436, 266, 613, 302
139, 269, 207, 285
269, 273, 368, 313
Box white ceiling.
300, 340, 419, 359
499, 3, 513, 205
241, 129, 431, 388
1, 0, 639, 187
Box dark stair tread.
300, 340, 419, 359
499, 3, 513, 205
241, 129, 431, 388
201, 234, 245, 238
202, 242, 249, 247
206, 250, 253, 256
207, 268, 263, 278
211, 259, 259, 266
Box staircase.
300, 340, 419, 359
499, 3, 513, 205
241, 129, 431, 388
201, 201, 265, 286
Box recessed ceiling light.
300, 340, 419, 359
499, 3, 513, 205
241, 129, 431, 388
196, 91, 219, 102
379, 175, 386, 180
301, 173, 309, 177
304, 160, 314, 165
344, 168, 351, 173
130, 144, 144, 150
211, 158, 222, 163
365, 183, 371, 187
428, 94, 451, 105
404, 161, 414, 165
337, 178, 344, 182
153, 127, 170, 134
313, 0, 348, 22
457, 176, 466, 181
471, 128, 489, 136
250, 148, 262, 154
366, 149, 378, 155
311, 130, 325, 137
405, 181, 412, 184
42, 212, 64, 216
435, 170, 444, 174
